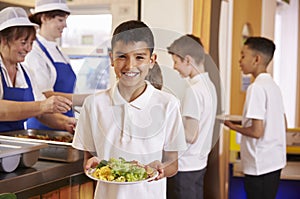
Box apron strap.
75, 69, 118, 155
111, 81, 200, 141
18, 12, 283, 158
36, 38, 56, 65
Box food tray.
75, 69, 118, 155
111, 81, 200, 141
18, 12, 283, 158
0, 129, 83, 162
0, 137, 47, 172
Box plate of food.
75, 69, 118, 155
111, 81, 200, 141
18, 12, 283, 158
85, 157, 159, 185
216, 114, 242, 125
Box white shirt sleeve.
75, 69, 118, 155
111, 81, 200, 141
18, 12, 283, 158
24, 42, 56, 94
72, 96, 97, 152
245, 84, 266, 120
182, 86, 202, 121
23, 65, 46, 101
163, 97, 187, 151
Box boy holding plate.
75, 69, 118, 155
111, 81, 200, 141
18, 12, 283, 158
72, 20, 187, 199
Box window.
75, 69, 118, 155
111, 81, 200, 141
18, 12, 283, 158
61, 14, 112, 48
61, 14, 112, 93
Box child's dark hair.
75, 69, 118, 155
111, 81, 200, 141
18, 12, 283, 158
111, 20, 154, 55
244, 37, 275, 65
145, 61, 163, 90
167, 34, 205, 65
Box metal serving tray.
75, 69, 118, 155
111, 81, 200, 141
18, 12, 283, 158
0, 129, 83, 163
0, 137, 47, 172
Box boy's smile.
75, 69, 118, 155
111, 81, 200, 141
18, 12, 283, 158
110, 40, 155, 100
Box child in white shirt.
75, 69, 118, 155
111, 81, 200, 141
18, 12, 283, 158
72, 20, 187, 199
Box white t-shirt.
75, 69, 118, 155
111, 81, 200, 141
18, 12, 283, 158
179, 73, 217, 171
241, 73, 286, 175
72, 81, 187, 199
0, 58, 44, 100
24, 34, 70, 94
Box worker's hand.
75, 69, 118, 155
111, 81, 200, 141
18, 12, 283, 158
64, 117, 76, 133
40, 96, 72, 114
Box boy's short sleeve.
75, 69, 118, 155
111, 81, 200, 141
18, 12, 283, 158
163, 98, 187, 152
72, 97, 97, 152
245, 84, 266, 120
182, 86, 202, 121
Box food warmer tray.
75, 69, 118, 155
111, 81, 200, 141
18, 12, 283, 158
0, 137, 47, 172
0, 129, 83, 163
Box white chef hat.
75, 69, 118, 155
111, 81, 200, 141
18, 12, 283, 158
31, 0, 71, 15
0, 7, 39, 32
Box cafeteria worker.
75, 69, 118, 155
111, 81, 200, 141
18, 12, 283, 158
25, 0, 76, 130
0, 7, 74, 133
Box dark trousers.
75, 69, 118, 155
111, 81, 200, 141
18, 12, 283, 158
244, 169, 282, 199
167, 168, 207, 199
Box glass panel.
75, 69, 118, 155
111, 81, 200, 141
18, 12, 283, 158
61, 14, 112, 48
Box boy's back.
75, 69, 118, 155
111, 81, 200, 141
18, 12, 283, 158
224, 36, 286, 199
179, 73, 217, 171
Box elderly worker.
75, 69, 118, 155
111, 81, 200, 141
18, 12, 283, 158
0, 7, 75, 133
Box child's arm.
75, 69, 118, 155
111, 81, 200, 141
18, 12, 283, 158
224, 119, 264, 139
148, 151, 178, 180
43, 91, 89, 106
183, 116, 199, 144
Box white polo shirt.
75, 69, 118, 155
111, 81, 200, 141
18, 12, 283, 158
241, 73, 286, 175
24, 34, 70, 94
72, 81, 186, 199
179, 73, 217, 171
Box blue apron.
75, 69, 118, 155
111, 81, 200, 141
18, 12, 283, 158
26, 38, 76, 130
0, 65, 35, 132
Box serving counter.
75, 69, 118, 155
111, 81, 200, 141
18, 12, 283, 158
0, 159, 94, 198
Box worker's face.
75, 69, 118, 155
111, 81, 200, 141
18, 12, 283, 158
5, 36, 35, 63
41, 15, 68, 40
171, 54, 191, 78
239, 45, 256, 75
110, 40, 155, 89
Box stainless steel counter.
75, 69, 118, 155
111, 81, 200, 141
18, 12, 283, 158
0, 159, 87, 194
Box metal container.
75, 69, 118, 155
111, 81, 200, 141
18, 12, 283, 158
0, 130, 83, 162
0, 137, 47, 172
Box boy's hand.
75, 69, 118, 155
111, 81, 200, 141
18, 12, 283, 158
147, 160, 164, 180
224, 120, 235, 129
85, 156, 100, 171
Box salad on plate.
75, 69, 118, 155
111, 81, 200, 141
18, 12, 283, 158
86, 157, 158, 184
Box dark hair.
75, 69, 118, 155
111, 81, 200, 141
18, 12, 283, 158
145, 61, 163, 90
111, 20, 154, 55
0, 26, 36, 46
29, 10, 70, 26
167, 34, 205, 65
244, 37, 275, 65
